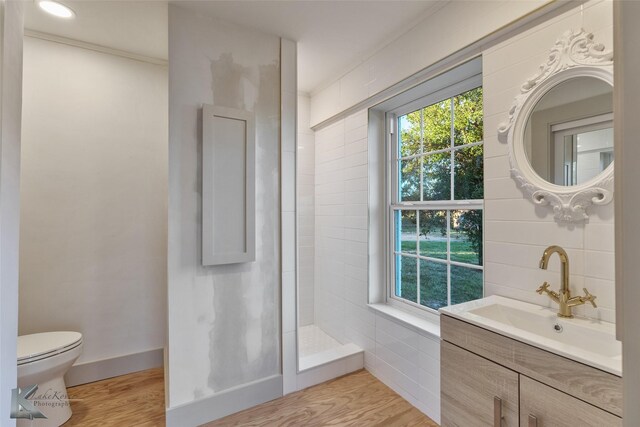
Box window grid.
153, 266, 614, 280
390, 87, 484, 313
419, 108, 424, 205
450, 100, 455, 204
391, 208, 484, 309
416, 209, 421, 306
446, 209, 451, 307
397, 140, 483, 162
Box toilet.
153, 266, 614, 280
17, 332, 83, 427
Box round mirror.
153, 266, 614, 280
523, 76, 613, 187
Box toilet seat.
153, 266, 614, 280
18, 332, 83, 365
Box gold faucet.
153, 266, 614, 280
536, 245, 597, 318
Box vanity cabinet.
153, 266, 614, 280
520, 376, 622, 427
441, 314, 623, 427
441, 341, 519, 427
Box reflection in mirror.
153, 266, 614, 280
524, 77, 613, 186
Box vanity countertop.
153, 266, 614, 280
440, 295, 621, 376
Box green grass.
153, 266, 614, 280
395, 240, 483, 310
400, 239, 479, 264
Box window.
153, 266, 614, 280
549, 114, 613, 186
389, 85, 484, 313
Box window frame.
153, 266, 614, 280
385, 74, 485, 315
550, 113, 613, 186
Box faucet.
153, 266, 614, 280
536, 245, 597, 318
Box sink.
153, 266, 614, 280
440, 295, 622, 376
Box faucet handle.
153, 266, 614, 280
582, 288, 598, 308
536, 282, 550, 295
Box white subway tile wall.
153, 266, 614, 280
314, 110, 442, 423
298, 94, 316, 327
482, 0, 615, 323
307, 1, 614, 424
315, 111, 366, 345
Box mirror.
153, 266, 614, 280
498, 29, 614, 222
524, 77, 613, 187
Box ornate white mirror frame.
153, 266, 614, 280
498, 29, 614, 222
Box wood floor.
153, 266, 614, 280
206, 370, 438, 427
65, 368, 438, 426
66, 368, 165, 426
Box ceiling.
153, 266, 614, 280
24, 1, 169, 61
177, 1, 443, 93
24, 0, 443, 93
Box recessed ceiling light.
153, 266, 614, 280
38, 1, 75, 19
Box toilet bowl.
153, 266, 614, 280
17, 332, 83, 427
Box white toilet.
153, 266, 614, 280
17, 332, 83, 427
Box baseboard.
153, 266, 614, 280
165, 374, 282, 427
65, 348, 164, 387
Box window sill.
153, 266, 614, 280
368, 303, 441, 339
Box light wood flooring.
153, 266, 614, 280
206, 370, 437, 427
66, 368, 438, 426
66, 368, 165, 426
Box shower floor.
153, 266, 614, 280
298, 325, 342, 358
298, 325, 362, 371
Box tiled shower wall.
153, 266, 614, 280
298, 94, 315, 327
314, 111, 369, 345
314, 111, 441, 421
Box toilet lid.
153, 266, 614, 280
18, 332, 82, 363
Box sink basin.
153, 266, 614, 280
440, 295, 622, 376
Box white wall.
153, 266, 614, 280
297, 94, 315, 327
281, 39, 298, 396
482, 0, 615, 323
0, 0, 23, 424
614, 2, 640, 425
19, 37, 167, 368
309, 0, 553, 127
314, 112, 368, 344
313, 111, 441, 421
167, 4, 281, 416
308, 1, 614, 424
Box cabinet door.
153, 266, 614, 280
441, 341, 519, 427
520, 376, 622, 427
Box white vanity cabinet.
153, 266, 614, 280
440, 314, 623, 427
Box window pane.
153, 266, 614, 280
453, 87, 483, 146
400, 158, 420, 201
454, 144, 483, 200
396, 255, 417, 303
391, 85, 485, 312
418, 210, 447, 260
396, 210, 417, 254
450, 210, 483, 265
419, 259, 447, 310
423, 100, 451, 152
398, 111, 421, 158
451, 265, 483, 305
423, 152, 451, 201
